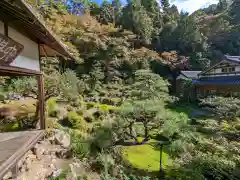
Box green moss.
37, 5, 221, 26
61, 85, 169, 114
122, 139, 170, 172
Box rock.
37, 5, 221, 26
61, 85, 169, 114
28, 154, 37, 160
3, 100, 10, 104
54, 130, 70, 148
47, 136, 55, 144
51, 169, 62, 178
72, 162, 80, 168
33, 144, 45, 160
51, 154, 56, 159
48, 164, 56, 170
56, 149, 72, 159
69, 164, 78, 180
43, 150, 49, 155
18, 158, 25, 168
25, 157, 32, 171
58, 107, 68, 119
3, 171, 12, 180
51, 158, 57, 163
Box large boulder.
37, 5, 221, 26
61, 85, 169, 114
54, 130, 71, 148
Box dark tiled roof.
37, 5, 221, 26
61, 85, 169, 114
200, 75, 240, 81
225, 55, 240, 63
193, 79, 240, 85
178, 71, 202, 80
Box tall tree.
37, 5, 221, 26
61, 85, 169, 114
98, 0, 115, 24
161, 0, 170, 10
121, 0, 154, 44
69, 0, 90, 14
112, 0, 122, 26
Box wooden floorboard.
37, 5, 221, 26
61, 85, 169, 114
0, 130, 45, 179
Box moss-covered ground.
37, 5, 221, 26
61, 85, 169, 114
122, 139, 170, 172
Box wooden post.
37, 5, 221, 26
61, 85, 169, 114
37, 74, 45, 129
11, 164, 18, 179
4, 21, 8, 37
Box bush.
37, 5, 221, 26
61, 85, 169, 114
98, 104, 117, 113
1, 121, 20, 132
200, 96, 240, 120
87, 102, 118, 114
84, 115, 95, 123
87, 102, 96, 109
0, 87, 6, 101
47, 98, 58, 117
94, 153, 115, 175
67, 111, 85, 129
66, 105, 74, 112
110, 97, 122, 106
46, 118, 61, 129
71, 130, 90, 159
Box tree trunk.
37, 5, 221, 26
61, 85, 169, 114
129, 121, 134, 136
143, 122, 149, 140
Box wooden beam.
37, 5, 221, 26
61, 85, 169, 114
4, 21, 8, 37
0, 65, 41, 76
37, 74, 45, 129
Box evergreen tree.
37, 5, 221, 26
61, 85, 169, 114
112, 0, 122, 26
121, 0, 154, 43
161, 0, 170, 9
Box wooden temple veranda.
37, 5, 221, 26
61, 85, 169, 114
0, 0, 73, 178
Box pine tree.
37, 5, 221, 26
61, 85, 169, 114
112, 0, 122, 26
161, 0, 170, 9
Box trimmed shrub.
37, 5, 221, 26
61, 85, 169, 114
46, 118, 61, 129
47, 98, 58, 117
92, 153, 116, 176
0, 87, 6, 101
67, 111, 86, 130
87, 102, 118, 113
66, 105, 74, 112
71, 130, 90, 159
76, 108, 84, 116
110, 97, 122, 106
87, 102, 96, 109
98, 104, 117, 113
1, 122, 20, 132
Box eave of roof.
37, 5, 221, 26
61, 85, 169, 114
225, 55, 240, 63
193, 79, 240, 85
0, 0, 74, 59
20, 0, 74, 59
199, 55, 240, 76
180, 71, 202, 79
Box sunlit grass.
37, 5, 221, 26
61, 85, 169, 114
122, 139, 170, 172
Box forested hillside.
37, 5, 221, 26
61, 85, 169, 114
28, 0, 240, 73
1, 0, 239, 179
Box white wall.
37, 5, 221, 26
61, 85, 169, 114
0, 20, 40, 71
202, 63, 240, 77
8, 27, 40, 71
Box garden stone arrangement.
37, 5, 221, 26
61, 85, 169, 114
2, 130, 99, 180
